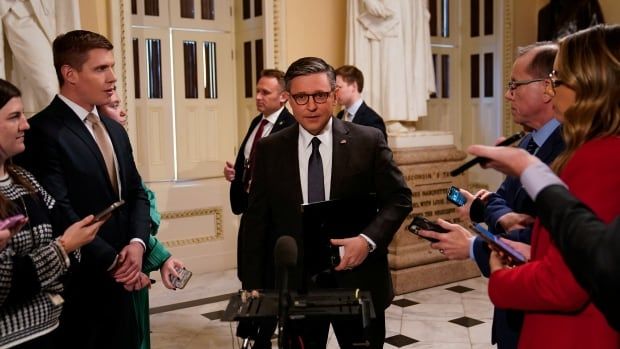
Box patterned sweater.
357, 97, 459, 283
0, 167, 69, 348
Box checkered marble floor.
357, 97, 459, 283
148, 270, 495, 348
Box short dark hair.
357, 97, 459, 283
517, 42, 558, 79
0, 79, 21, 110
284, 57, 336, 91
53, 30, 114, 86
335, 65, 364, 92
259, 69, 286, 90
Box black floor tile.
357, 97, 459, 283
445, 285, 474, 293
391, 298, 419, 308
385, 334, 419, 347
201, 310, 224, 320
449, 316, 484, 328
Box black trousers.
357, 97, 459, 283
289, 313, 385, 349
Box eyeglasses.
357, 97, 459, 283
548, 70, 564, 89
290, 91, 332, 105
507, 78, 546, 91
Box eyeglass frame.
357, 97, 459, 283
507, 78, 546, 91
289, 90, 333, 105
548, 70, 565, 89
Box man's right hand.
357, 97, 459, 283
467, 145, 540, 177
223, 161, 235, 182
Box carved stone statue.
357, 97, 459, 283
0, 0, 80, 115
346, 0, 436, 133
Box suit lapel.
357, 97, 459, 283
330, 118, 351, 199
273, 107, 293, 132
280, 125, 303, 204
535, 126, 563, 163
53, 97, 117, 192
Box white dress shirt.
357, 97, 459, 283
243, 106, 284, 161
297, 118, 376, 250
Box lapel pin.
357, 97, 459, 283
340, 139, 347, 144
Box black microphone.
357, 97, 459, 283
274, 236, 297, 349
450, 131, 526, 177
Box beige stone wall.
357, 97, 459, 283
78, 0, 109, 37
283, 0, 346, 67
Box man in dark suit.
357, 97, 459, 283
224, 69, 295, 215
334, 65, 387, 140
17, 30, 150, 349
240, 57, 412, 348
419, 42, 563, 349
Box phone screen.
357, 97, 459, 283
447, 186, 467, 206
472, 223, 526, 265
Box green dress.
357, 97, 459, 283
133, 184, 170, 349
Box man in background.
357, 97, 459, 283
335, 65, 386, 140
223, 69, 295, 215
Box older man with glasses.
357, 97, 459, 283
418, 42, 565, 349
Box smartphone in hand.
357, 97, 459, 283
93, 200, 125, 222
0, 214, 26, 231
170, 267, 192, 289
407, 216, 449, 243
471, 223, 527, 265
447, 186, 467, 206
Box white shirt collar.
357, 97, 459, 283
263, 106, 285, 124
298, 117, 333, 149
58, 94, 100, 122
346, 98, 364, 117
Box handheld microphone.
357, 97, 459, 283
450, 131, 526, 177
274, 236, 297, 349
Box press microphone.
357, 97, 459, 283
274, 236, 297, 349
450, 131, 526, 177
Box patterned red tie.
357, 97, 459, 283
244, 119, 269, 191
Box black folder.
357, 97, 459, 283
300, 193, 378, 277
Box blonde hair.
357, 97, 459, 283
552, 24, 620, 173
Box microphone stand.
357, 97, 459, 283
277, 267, 289, 349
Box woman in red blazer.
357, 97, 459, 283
488, 24, 620, 348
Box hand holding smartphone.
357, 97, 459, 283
471, 223, 527, 265
170, 267, 192, 289
408, 216, 449, 243
0, 214, 26, 231
93, 200, 125, 222
447, 186, 467, 206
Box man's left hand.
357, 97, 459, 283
330, 236, 369, 271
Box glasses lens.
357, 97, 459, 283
314, 92, 329, 103
293, 94, 309, 105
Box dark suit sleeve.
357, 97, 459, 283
367, 116, 387, 141
484, 181, 514, 234
114, 126, 151, 246
361, 130, 412, 252
536, 184, 620, 330
472, 236, 492, 277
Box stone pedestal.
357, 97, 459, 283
388, 133, 481, 295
